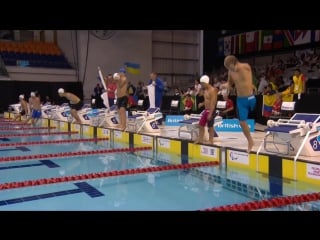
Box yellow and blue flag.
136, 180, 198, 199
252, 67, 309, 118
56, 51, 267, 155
262, 94, 277, 118
124, 62, 140, 75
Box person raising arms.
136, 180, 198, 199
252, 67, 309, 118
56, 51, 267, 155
223, 55, 256, 152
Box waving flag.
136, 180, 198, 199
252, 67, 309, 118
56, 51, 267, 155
262, 94, 277, 118
124, 62, 140, 75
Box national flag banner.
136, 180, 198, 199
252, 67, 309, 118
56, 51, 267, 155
245, 31, 259, 53
238, 33, 246, 55
282, 94, 293, 102
217, 37, 224, 56
283, 30, 295, 48
294, 30, 311, 45
124, 62, 140, 75
262, 94, 277, 118
259, 30, 273, 51
273, 30, 284, 49
224, 36, 232, 56
232, 34, 240, 55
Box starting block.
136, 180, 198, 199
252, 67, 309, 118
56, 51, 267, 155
78, 107, 107, 126
50, 103, 72, 122
178, 111, 223, 141
8, 103, 21, 115
100, 105, 120, 128
126, 107, 163, 133
263, 113, 320, 156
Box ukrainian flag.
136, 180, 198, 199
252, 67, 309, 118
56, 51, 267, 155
263, 94, 276, 118
124, 62, 140, 75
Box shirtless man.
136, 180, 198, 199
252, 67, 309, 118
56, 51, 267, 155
194, 75, 218, 145
24, 91, 42, 126
58, 88, 83, 124
223, 55, 256, 152
14, 94, 29, 121
114, 69, 128, 130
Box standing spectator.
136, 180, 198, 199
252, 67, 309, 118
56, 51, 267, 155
105, 74, 117, 106
94, 83, 103, 97
93, 83, 104, 108
148, 72, 164, 108
292, 68, 306, 94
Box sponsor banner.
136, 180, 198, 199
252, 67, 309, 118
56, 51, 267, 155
216, 119, 255, 132
165, 116, 254, 131
165, 115, 185, 126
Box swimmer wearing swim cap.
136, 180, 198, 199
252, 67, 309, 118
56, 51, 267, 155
195, 74, 218, 145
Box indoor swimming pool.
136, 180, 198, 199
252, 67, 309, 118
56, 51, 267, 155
0, 119, 319, 211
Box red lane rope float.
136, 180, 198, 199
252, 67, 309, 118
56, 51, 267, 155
202, 192, 320, 211
0, 126, 56, 131
0, 122, 31, 125
0, 131, 78, 138
0, 119, 15, 122
0, 146, 152, 163
0, 161, 218, 190
0, 137, 109, 147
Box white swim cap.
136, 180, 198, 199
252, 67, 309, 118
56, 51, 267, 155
58, 88, 65, 94
113, 73, 120, 80
19, 94, 24, 99
30, 92, 35, 97
200, 75, 209, 84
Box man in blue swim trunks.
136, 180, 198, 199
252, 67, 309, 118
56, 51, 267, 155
223, 55, 256, 152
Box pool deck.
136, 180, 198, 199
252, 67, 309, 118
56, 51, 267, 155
141, 123, 320, 164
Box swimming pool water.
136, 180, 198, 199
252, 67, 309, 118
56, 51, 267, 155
0, 126, 319, 211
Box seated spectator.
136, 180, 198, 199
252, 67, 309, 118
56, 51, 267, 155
264, 83, 276, 95
257, 73, 268, 95
183, 94, 194, 115
43, 95, 52, 105
195, 88, 205, 114
138, 89, 150, 110
218, 92, 235, 119
271, 93, 282, 116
